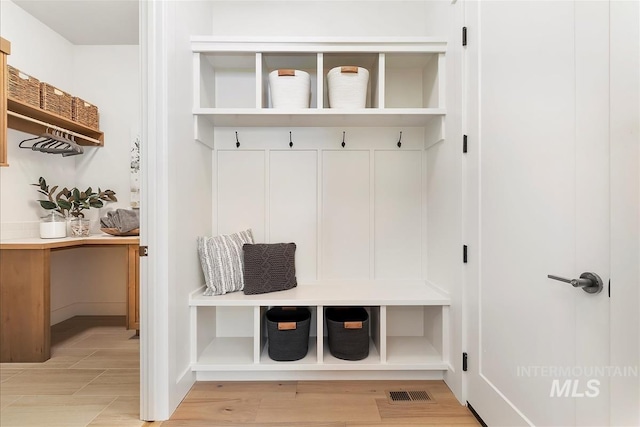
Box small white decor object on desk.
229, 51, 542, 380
39, 211, 66, 239
327, 66, 369, 108
269, 69, 311, 108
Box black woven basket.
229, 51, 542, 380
325, 307, 370, 361
265, 307, 311, 361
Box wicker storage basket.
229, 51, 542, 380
72, 97, 99, 130
325, 307, 369, 360
7, 65, 40, 108
265, 307, 311, 361
40, 83, 72, 119
327, 66, 369, 109
268, 69, 311, 108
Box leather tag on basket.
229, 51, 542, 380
278, 69, 296, 76
344, 321, 363, 329
278, 322, 297, 330
341, 66, 359, 74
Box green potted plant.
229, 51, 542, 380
34, 177, 117, 237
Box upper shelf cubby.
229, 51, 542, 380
384, 53, 443, 109
191, 38, 447, 130
261, 53, 318, 109
197, 52, 256, 109
322, 53, 379, 108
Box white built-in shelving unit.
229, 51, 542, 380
192, 38, 447, 141
190, 38, 452, 380
190, 282, 450, 377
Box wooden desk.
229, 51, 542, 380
0, 235, 140, 362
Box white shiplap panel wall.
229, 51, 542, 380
374, 150, 422, 279
322, 150, 370, 279
270, 150, 318, 281
217, 150, 266, 241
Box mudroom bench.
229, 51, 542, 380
189, 281, 451, 381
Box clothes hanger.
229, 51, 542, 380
30, 128, 59, 151
32, 137, 57, 151
62, 135, 84, 157
18, 134, 44, 149
18, 127, 85, 156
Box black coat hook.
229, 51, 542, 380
289, 131, 293, 148
235, 131, 240, 148
341, 131, 346, 148
397, 131, 403, 148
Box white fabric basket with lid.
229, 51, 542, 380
327, 66, 369, 108
268, 69, 311, 108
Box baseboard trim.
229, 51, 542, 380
196, 370, 445, 381
467, 401, 488, 427
51, 315, 127, 332
51, 302, 126, 325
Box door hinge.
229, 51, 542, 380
462, 27, 467, 46
463, 245, 468, 263
463, 135, 468, 153
463, 352, 468, 371
139, 246, 148, 257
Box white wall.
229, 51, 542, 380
0, 0, 76, 237
209, 0, 450, 38
74, 45, 140, 228
64, 45, 140, 323
0, 1, 140, 324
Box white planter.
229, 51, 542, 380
40, 220, 67, 239
269, 69, 311, 108
327, 66, 369, 109
39, 211, 66, 239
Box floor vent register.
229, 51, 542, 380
386, 390, 435, 404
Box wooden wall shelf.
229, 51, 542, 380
7, 97, 104, 146
1, 37, 10, 166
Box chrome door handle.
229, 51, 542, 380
547, 272, 603, 294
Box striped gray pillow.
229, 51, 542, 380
197, 229, 254, 296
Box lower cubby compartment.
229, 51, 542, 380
189, 284, 450, 374
197, 336, 254, 366
385, 305, 446, 367
191, 305, 258, 369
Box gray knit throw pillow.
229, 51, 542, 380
197, 229, 254, 296
242, 243, 297, 295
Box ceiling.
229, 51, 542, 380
13, 0, 139, 45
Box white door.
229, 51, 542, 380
465, 1, 639, 426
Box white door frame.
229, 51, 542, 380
462, 0, 533, 423
139, 0, 171, 421
609, 1, 640, 424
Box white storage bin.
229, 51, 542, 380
269, 69, 311, 108
327, 66, 369, 108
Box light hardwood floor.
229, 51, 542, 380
0, 316, 145, 427
162, 380, 480, 426
1, 317, 479, 426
